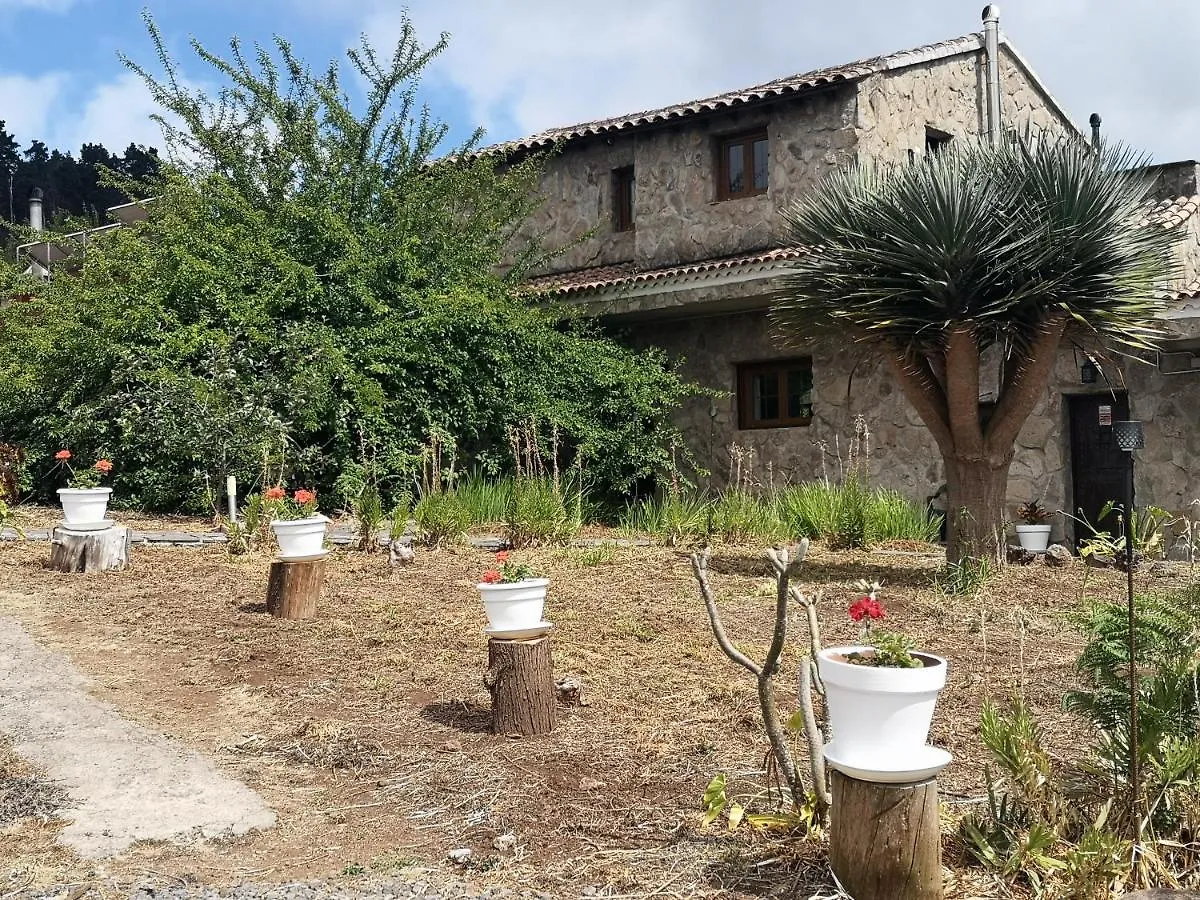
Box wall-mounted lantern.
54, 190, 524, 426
1080, 360, 1098, 384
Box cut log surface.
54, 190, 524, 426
485, 636, 556, 737
829, 769, 942, 900
265, 558, 325, 620
49, 526, 129, 574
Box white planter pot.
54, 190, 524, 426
1015, 524, 1052, 553
477, 578, 549, 631
818, 646, 948, 776
57, 487, 112, 526
270, 515, 329, 559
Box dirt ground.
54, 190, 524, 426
0, 526, 1187, 898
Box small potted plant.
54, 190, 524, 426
477, 551, 550, 633
817, 580, 950, 782
1014, 499, 1054, 553
54, 450, 115, 527
266, 487, 329, 559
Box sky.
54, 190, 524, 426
1, 0, 1199, 163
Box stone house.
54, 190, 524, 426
511, 9, 1200, 547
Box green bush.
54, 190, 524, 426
776, 479, 938, 549
505, 477, 581, 548
710, 489, 785, 543
414, 492, 470, 547
620, 492, 711, 546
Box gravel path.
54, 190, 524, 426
0, 617, 276, 857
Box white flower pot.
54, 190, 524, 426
57, 487, 112, 526
477, 578, 549, 631
1015, 524, 1052, 553
818, 646, 948, 776
270, 515, 329, 559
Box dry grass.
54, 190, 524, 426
0, 532, 1189, 898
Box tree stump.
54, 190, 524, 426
485, 636, 556, 736
49, 526, 129, 574
829, 769, 942, 900
265, 558, 325, 620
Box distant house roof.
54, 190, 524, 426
16, 198, 153, 271
487, 33, 988, 154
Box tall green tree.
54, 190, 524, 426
771, 138, 1182, 563
0, 13, 692, 510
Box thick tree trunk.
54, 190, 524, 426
944, 455, 1012, 565
265, 558, 325, 619
829, 770, 943, 900
49, 526, 129, 573
485, 636, 556, 737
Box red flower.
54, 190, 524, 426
55, 449, 71, 461
848, 596, 886, 623
481, 570, 502, 584
264, 486, 285, 501
495, 551, 510, 563
294, 489, 316, 505
94, 459, 113, 473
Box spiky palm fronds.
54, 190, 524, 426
772, 136, 1182, 356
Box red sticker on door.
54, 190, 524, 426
1099, 405, 1112, 426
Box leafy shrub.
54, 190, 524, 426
620, 492, 711, 546
351, 485, 385, 552
414, 492, 470, 547
777, 479, 938, 549
455, 472, 514, 526
710, 489, 785, 543
504, 477, 581, 548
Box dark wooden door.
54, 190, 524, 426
1067, 393, 1130, 546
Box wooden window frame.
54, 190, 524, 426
716, 130, 769, 201
613, 166, 635, 232
737, 358, 813, 430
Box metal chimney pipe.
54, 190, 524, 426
982, 5, 1002, 146
29, 187, 44, 232
1089, 112, 1102, 148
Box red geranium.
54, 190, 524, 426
495, 551, 510, 563
55, 449, 71, 461
848, 596, 885, 623
481, 570, 502, 584
294, 489, 316, 505
264, 486, 285, 501
94, 459, 113, 474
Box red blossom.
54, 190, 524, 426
848, 596, 886, 623
55, 449, 71, 461
481, 570, 502, 584
294, 489, 316, 505
495, 551, 510, 563
264, 486, 285, 501
94, 459, 113, 473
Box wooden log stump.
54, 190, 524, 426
829, 769, 942, 900
49, 526, 129, 573
485, 636, 556, 736
265, 558, 325, 620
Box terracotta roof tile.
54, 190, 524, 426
527, 247, 805, 297
1140, 195, 1200, 229
488, 34, 983, 154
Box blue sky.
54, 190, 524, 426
2, 0, 1199, 163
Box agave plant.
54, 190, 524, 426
772, 136, 1182, 563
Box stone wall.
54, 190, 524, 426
518, 86, 860, 277
853, 45, 1077, 164
636, 307, 1200, 544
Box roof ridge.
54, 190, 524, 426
485, 32, 984, 154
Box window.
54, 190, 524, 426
925, 127, 952, 155
737, 359, 813, 429
717, 130, 768, 200
613, 166, 635, 232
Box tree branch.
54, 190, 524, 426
690, 551, 761, 676
886, 342, 955, 455
945, 326, 984, 457
986, 314, 1069, 453
800, 660, 831, 811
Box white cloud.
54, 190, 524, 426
345, 0, 1200, 162
53, 71, 167, 154
0, 73, 67, 144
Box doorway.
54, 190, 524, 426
1067, 392, 1131, 547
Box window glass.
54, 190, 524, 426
753, 138, 769, 191
786, 368, 813, 419
727, 143, 744, 195
753, 372, 779, 421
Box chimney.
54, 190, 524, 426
1089, 113, 1102, 148
982, 5, 1002, 146
29, 187, 43, 232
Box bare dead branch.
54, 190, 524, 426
800, 660, 831, 811
690, 550, 761, 676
